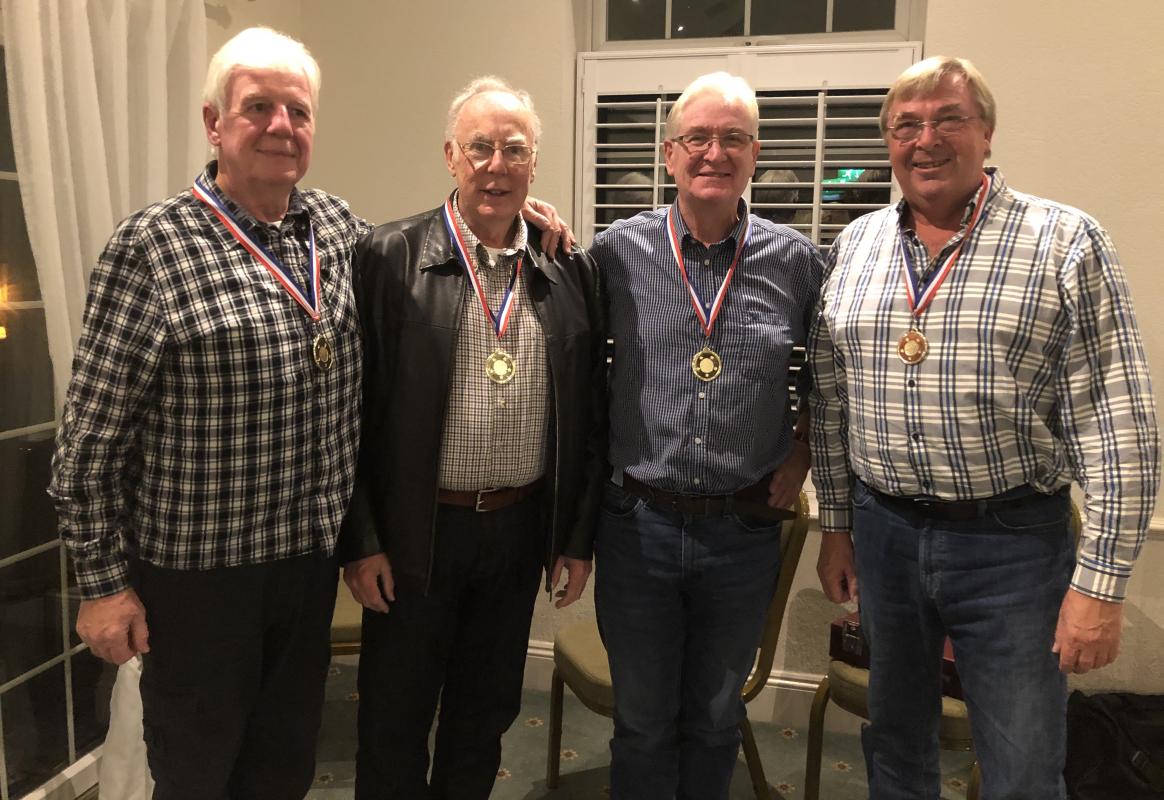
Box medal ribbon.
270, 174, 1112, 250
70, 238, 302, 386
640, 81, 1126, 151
666, 205, 752, 338
193, 177, 320, 320
899, 173, 991, 319
443, 198, 523, 339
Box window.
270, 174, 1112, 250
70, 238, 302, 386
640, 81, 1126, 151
576, 44, 918, 251
598, 0, 923, 48
0, 45, 114, 799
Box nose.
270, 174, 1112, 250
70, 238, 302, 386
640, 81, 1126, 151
267, 105, 294, 136
703, 138, 729, 161
915, 122, 942, 147
484, 147, 509, 174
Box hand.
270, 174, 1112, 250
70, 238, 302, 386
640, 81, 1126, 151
817, 532, 858, 604
1052, 588, 1122, 673
76, 588, 149, 665
522, 197, 576, 257
550, 556, 592, 609
767, 439, 810, 510
344, 553, 396, 614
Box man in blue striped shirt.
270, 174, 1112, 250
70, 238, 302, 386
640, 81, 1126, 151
590, 72, 822, 800
809, 56, 1159, 799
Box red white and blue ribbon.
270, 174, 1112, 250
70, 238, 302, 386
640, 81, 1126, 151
193, 177, 320, 320
442, 197, 523, 340
899, 173, 991, 318
665, 204, 752, 338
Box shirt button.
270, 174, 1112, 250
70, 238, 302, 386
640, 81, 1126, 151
698, 392, 706, 399
693, 478, 702, 485
907, 379, 917, 388
498, 399, 507, 407
694, 437, 703, 445
912, 432, 922, 441
703, 259, 710, 266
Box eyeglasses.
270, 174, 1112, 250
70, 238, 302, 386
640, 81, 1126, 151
671, 132, 755, 154
458, 140, 536, 167
887, 115, 978, 142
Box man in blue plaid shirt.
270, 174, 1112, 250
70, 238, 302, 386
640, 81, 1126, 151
810, 56, 1159, 799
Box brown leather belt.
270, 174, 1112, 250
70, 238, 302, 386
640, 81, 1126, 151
437, 479, 542, 512
621, 474, 796, 521
861, 481, 1068, 522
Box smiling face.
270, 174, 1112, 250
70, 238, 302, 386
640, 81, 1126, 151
203, 67, 315, 200
886, 76, 993, 216
443, 91, 537, 243
664, 92, 760, 215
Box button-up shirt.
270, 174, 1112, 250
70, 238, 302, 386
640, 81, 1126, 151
50, 163, 370, 598
809, 168, 1160, 601
437, 194, 549, 490
593, 200, 822, 494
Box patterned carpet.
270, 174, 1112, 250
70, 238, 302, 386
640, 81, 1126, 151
307, 657, 977, 799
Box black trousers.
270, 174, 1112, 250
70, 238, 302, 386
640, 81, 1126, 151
354, 498, 545, 800
133, 553, 338, 800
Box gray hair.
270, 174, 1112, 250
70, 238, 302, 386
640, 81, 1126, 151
203, 27, 321, 113
444, 76, 542, 144
666, 71, 760, 139
880, 56, 997, 135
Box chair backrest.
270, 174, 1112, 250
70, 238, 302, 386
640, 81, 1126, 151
741, 491, 811, 703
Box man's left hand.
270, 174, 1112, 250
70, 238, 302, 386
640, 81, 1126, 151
522, 197, 576, 257
1052, 588, 1123, 674
768, 439, 810, 510
550, 556, 592, 609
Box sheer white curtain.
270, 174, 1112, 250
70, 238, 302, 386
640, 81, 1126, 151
2, 0, 207, 403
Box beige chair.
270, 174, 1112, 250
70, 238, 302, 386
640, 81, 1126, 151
803, 502, 1082, 800
330, 580, 364, 656
546, 493, 811, 799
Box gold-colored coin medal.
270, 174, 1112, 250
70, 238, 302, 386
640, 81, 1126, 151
691, 346, 723, 381
896, 330, 928, 365
312, 334, 335, 371
485, 348, 516, 384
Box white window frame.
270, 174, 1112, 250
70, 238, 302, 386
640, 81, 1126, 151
593, 0, 925, 50
574, 41, 920, 245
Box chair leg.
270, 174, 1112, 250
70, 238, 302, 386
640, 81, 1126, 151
803, 676, 832, 800
967, 759, 981, 800
546, 667, 564, 788
739, 714, 771, 800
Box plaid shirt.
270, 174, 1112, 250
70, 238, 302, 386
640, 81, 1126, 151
593, 200, 822, 494
438, 195, 549, 490
808, 168, 1160, 601
50, 163, 370, 599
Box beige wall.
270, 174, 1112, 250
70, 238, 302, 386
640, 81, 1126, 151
207, 1, 1164, 694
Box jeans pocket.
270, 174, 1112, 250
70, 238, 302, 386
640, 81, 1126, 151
729, 512, 784, 534
851, 479, 877, 510
601, 482, 645, 519
988, 498, 1069, 533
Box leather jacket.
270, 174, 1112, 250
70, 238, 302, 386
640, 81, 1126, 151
338, 205, 606, 591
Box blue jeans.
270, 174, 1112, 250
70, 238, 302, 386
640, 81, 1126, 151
594, 481, 783, 800
851, 480, 1074, 800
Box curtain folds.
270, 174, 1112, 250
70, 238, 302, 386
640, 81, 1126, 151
2, 0, 207, 404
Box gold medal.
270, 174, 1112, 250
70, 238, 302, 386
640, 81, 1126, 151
485, 348, 516, 384
312, 334, 334, 371
897, 330, 929, 365
691, 347, 722, 382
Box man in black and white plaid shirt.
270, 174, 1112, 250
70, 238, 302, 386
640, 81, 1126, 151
49, 28, 369, 799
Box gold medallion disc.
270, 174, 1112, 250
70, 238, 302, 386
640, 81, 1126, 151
312, 334, 334, 371
485, 349, 516, 384
897, 330, 929, 365
691, 347, 723, 382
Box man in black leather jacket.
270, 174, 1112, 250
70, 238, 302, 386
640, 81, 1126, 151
337, 76, 606, 800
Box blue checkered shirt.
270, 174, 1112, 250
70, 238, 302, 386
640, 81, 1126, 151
808, 168, 1159, 601
593, 201, 822, 494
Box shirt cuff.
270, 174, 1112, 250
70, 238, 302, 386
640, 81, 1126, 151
818, 503, 852, 533
1069, 561, 1130, 603
72, 552, 131, 600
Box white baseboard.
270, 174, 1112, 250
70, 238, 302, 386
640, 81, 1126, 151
523, 640, 864, 736
20, 746, 101, 800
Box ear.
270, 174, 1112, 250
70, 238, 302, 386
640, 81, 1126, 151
663, 139, 677, 177
528, 151, 537, 185
444, 140, 457, 176
983, 125, 994, 159
202, 103, 222, 148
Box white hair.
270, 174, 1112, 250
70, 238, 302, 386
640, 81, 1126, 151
203, 27, 321, 113
444, 75, 541, 144
666, 71, 759, 138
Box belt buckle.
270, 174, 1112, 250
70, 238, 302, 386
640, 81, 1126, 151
475, 488, 499, 512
